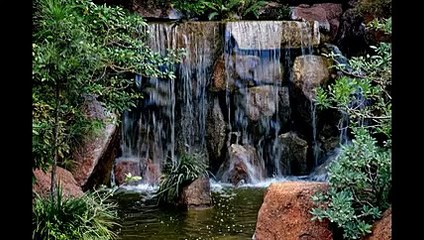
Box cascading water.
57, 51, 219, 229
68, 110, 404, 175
221, 21, 284, 181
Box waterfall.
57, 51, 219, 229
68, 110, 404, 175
116, 20, 328, 186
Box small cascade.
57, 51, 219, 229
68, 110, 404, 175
310, 101, 319, 166
223, 21, 284, 179
175, 22, 221, 155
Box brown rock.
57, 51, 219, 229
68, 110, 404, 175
114, 159, 141, 186
179, 176, 213, 208
254, 181, 332, 240
71, 96, 119, 187
292, 55, 331, 101
33, 167, 83, 198
364, 207, 392, 240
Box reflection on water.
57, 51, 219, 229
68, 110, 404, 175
113, 185, 265, 240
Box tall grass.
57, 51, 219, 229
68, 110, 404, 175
32, 187, 120, 240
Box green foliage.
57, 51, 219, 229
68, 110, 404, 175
156, 152, 209, 205
311, 129, 391, 239
172, 0, 267, 20
172, 0, 211, 19
317, 18, 391, 142
357, 0, 392, 19
32, 187, 119, 240
32, 0, 183, 171
312, 18, 391, 239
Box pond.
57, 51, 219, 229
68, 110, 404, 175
112, 182, 267, 240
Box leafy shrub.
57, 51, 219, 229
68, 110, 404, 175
312, 18, 391, 239
156, 152, 209, 204
311, 128, 391, 239
357, 0, 392, 19
32, 188, 119, 240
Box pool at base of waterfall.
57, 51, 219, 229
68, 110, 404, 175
112, 178, 307, 240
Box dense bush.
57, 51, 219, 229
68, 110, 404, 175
311, 18, 391, 239
156, 152, 209, 205
32, 188, 119, 240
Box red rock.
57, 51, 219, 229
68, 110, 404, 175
254, 181, 332, 240
363, 207, 392, 240
33, 167, 83, 198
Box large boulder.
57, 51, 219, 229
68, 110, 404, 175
179, 176, 213, 209
218, 144, 265, 185
291, 3, 343, 42
279, 132, 309, 175
292, 55, 332, 101
71, 96, 119, 189
254, 181, 332, 240
142, 158, 161, 185
33, 167, 83, 198
114, 159, 141, 186
364, 207, 392, 240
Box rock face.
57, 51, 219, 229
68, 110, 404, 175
291, 3, 343, 42
218, 144, 265, 185
246, 86, 279, 121
71, 96, 119, 188
179, 176, 213, 208
211, 55, 229, 92
364, 207, 392, 240
114, 159, 141, 186
279, 132, 309, 175
292, 55, 331, 101
33, 167, 83, 198
254, 182, 332, 240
